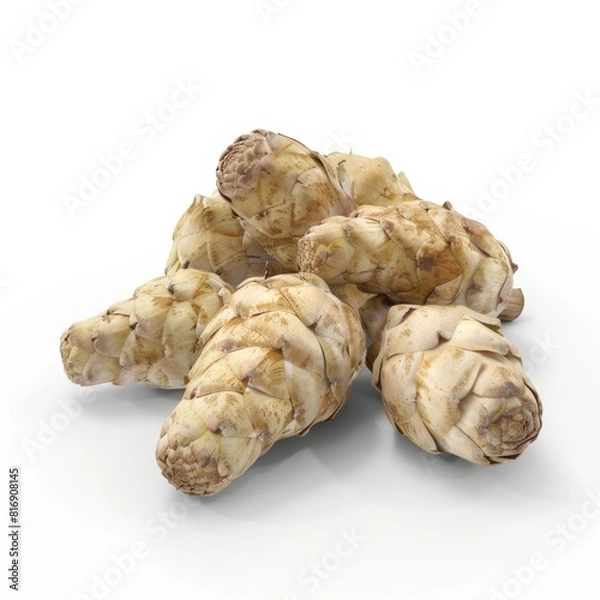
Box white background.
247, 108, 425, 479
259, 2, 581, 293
2, 1, 599, 599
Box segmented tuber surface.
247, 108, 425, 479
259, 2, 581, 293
328, 152, 416, 206
216, 129, 354, 270
371, 305, 542, 465
156, 273, 366, 496
298, 200, 516, 317
60, 269, 233, 389
165, 192, 283, 287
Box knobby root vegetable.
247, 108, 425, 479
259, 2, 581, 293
298, 200, 516, 317
215, 130, 419, 271
216, 129, 355, 270
156, 273, 366, 496
165, 192, 284, 287
58, 126, 539, 494
60, 270, 233, 389
371, 304, 542, 465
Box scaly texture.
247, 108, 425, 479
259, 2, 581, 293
330, 284, 394, 368
216, 129, 354, 270
156, 273, 366, 496
328, 152, 416, 206
165, 192, 283, 287
332, 284, 527, 369
298, 200, 516, 317
60, 270, 233, 389
371, 305, 542, 465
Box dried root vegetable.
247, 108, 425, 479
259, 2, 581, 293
156, 273, 366, 496
298, 200, 516, 317
165, 192, 284, 287
216, 129, 354, 270
60, 270, 232, 389
371, 304, 542, 465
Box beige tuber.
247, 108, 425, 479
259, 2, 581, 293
60, 269, 232, 389
156, 273, 366, 495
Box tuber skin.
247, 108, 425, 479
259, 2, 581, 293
216, 129, 355, 270
215, 130, 418, 272
330, 284, 394, 369
328, 152, 417, 207
165, 192, 285, 287
498, 288, 525, 322
331, 284, 527, 370
371, 304, 542, 465
298, 201, 516, 318
156, 273, 366, 496
60, 269, 233, 389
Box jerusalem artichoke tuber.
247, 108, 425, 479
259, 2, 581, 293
371, 304, 542, 465
60, 269, 232, 389
156, 273, 366, 496
298, 200, 516, 317
216, 129, 355, 269
215, 130, 419, 271
58, 125, 540, 496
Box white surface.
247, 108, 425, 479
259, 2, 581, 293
2, 1, 599, 599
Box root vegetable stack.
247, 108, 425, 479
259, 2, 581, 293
60, 129, 542, 496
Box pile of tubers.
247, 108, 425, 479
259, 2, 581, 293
60, 129, 542, 496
